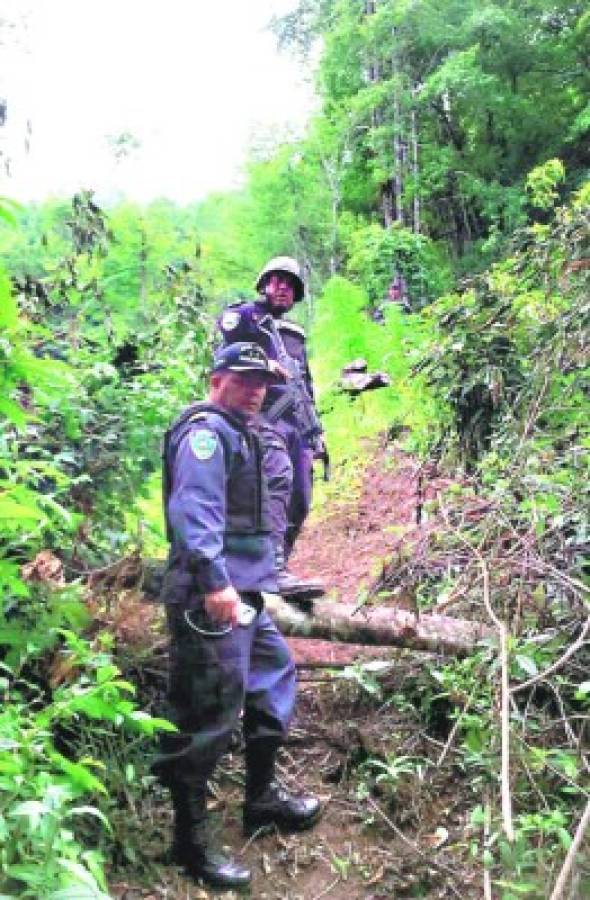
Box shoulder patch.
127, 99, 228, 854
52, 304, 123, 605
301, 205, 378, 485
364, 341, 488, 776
221, 309, 241, 331
190, 429, 218, 461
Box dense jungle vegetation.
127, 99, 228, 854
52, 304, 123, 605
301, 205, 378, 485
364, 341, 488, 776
1, 1, 588, 897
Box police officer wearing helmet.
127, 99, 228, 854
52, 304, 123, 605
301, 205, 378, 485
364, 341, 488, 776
154, 342, 321, 891
218, 257, 326, 601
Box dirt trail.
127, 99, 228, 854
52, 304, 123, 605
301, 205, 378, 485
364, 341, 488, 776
110, 443, 479, 899
286, 442, 449, 667
292, 442, 422, 600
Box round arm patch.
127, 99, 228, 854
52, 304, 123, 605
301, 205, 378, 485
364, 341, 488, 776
220, 309, 241, 331
190, 429, 218, 460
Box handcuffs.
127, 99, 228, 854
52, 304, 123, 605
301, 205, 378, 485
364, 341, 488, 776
184, 600, 257, 637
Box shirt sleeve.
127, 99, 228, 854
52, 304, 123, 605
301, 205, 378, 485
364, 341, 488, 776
218, 305, 256, 343
167, 423, 231, 593
217, 304, 276, 358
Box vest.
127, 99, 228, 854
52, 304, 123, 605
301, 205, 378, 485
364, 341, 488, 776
162, 401, 272, 543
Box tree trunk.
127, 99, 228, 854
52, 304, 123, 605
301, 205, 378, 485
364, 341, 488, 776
263, 595, 492, 657
411, 106, 420, 234
392, 27, 405, 226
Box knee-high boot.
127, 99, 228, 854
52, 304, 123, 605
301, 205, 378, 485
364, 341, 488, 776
169, 781, 251, 890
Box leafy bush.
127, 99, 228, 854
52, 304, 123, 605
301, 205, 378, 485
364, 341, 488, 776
0, 198, 195, 897
1, 625, 173, 899
343, 220, 452, 309
309, 275, 443, 501
406, 175, 590, 896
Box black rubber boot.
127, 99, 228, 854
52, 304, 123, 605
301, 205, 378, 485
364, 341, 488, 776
275, 544, 325, 603
243, 741, 322, 836
170, 782, 251, 890
276, 568, 326, 602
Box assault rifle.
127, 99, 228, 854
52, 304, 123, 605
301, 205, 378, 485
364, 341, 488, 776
262, 318, 330, 482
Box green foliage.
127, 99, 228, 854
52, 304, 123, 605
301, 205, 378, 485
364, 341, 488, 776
194, 140, 336, 300
1, 193, 211, 563
0, 196, 199, 895
334, 660, 394, 700
526, 159, 566, 210
344, 221, 452, 308
429, 643, 588, 896
0, 638, 172, 899
399, 180, 590, 896
419, 174, 589, 471
310, 276, 443, 498
357, 753, 428, 803
276, 0, 589, 257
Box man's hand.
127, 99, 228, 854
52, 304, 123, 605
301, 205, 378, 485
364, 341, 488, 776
204, 586, 240, 626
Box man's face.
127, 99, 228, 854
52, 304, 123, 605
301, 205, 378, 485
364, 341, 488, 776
263, 271, 296, 314
210, 370, 268, 417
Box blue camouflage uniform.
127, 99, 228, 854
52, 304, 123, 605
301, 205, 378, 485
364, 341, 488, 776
217, 301, 319, 556
155, 401, 297, 784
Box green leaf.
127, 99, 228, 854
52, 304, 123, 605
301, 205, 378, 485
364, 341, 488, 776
48, 888, 110, 900
96, 664, 119, 684
0, 396, 28, 428
515, 654, 538, 678
465, 728, 483, 753
66, 805, 112, 832
9, 800, 47, 830
482, 849, 494, 868
494, 881, 542, 895
0, 278, 18, 329
470, 805, 486, 826
51, 753, 107, 795
48, 857, 111, 899
0, 495, 45, 522
0, 196, 22, 225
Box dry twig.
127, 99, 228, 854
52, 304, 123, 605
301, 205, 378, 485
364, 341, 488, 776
510, 616, 590, 695
365, 796, 463, 897
548, 797, 590, 900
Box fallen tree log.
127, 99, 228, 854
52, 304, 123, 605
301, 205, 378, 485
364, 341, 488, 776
263, 594, 493, 657
140, 562, 491, 656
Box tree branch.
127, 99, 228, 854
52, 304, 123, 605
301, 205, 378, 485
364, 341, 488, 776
548, 797, 590, 900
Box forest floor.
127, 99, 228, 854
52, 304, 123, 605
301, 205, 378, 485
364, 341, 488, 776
108, 440, 486, 900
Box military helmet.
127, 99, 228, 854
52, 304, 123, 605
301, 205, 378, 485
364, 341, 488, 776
255, 256, 305, 302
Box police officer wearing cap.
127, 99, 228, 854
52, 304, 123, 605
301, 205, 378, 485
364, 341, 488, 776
154, 342, 321, 891
217, 257, 326, 601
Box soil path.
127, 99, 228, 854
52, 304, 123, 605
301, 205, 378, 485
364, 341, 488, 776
286, 443, 447, 667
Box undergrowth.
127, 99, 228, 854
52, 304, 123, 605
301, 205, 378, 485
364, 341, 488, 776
370, 171, 590, 898
309, 275, 443, 510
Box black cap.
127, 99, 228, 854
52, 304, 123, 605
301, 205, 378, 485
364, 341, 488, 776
211, 342, 282, 380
